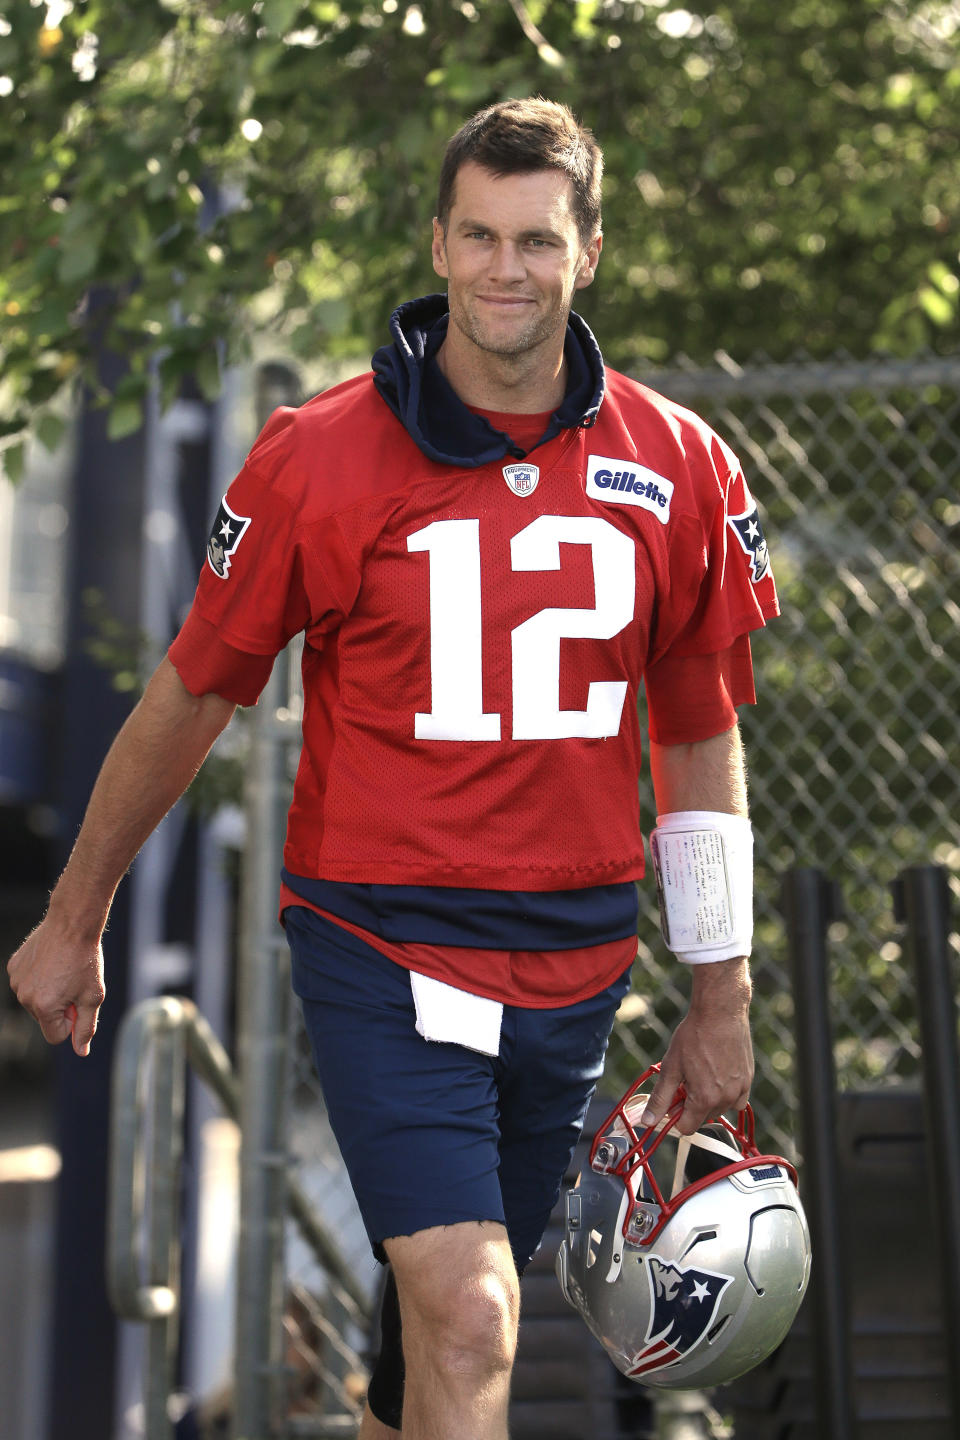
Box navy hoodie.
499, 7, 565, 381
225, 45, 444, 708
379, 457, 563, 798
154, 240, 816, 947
371, 293, 606, 466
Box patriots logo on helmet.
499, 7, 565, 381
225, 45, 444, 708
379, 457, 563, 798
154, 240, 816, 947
728, 493, 770, 585
206, 495, 251, 579
627, 1257, 734, 1378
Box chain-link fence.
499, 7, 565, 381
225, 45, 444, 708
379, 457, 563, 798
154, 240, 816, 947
607, 350, 960, 1156
273, 349, 960, 1428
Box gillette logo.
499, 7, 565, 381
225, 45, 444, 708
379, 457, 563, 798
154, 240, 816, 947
596, 470, 667, 502
586, 455, 674, 522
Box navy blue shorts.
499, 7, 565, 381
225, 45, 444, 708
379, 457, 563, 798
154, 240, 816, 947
285, 906, 633, 1273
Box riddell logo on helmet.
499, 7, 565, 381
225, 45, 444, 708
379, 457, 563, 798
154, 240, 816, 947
586, 455, 674, 522
749, 1164, 783, 1182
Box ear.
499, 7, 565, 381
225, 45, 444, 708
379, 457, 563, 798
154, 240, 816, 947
574, 232, 602, 292
432, 218, 448, 280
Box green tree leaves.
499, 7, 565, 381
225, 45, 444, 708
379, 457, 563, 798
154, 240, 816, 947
1, 0, 958, 475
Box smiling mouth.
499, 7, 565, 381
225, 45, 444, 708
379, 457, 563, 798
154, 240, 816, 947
477, 295, 535, 308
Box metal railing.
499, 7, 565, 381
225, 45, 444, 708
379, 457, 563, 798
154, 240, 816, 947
107, 989, 371, 1440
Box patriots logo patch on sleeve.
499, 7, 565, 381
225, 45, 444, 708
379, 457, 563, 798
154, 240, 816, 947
728, 492, 771, 585
206, 495, 251, 579
627, 1256, 734, 1378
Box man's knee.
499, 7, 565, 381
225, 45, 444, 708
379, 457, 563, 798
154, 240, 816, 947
386, 1224, 520, 1383
427, 1269, 519, 1379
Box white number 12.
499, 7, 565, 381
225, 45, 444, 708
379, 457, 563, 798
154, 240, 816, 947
406, 515, 635, 741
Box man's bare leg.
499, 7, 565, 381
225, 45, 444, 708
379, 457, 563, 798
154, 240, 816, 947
383, 1220, 519, 1440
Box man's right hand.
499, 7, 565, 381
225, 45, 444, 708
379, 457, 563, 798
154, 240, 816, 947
6, 658, 236, 1060
7, 915, 105, 1057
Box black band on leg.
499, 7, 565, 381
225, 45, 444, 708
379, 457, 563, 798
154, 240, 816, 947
366, 1266, 405, 1431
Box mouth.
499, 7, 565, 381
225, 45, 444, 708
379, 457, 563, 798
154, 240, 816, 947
476, 295, 536, 311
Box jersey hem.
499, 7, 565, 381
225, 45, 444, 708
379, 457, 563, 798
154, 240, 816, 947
282, 853, 648, 889
381, 934, 639, 1009
279, 893, 639, 1009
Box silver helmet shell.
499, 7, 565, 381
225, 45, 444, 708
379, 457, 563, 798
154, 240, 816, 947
556, 1067, 811, 1390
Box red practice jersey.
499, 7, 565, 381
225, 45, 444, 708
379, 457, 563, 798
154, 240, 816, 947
170, 365, 778, 895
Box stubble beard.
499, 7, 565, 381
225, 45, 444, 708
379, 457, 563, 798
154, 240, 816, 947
450, 293, 570, 363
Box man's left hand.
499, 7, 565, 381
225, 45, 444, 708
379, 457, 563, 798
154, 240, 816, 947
641, 956, 753, 1135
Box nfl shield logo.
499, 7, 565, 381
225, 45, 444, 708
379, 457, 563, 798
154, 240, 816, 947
503, 462, 540, 497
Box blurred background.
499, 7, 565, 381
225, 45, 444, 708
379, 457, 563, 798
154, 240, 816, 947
0, 1, 958, 1438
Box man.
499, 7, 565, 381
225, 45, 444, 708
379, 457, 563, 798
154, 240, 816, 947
8, 99, 776, 1440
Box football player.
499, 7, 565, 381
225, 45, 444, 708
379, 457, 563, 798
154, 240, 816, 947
8, 98, 777, 1440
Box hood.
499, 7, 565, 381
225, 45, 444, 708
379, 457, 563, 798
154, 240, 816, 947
371, 293, 605, 469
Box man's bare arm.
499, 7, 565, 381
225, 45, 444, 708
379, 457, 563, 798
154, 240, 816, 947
6, 657, 236, 1055
643, 724, 754, 1134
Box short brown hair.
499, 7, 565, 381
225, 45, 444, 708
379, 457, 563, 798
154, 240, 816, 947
436, 97, 603, 245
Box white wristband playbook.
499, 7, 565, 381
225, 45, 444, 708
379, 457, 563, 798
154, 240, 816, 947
650, 809, 754, 964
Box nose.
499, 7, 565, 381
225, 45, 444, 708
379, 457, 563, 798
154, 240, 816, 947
487, 241, 527, 284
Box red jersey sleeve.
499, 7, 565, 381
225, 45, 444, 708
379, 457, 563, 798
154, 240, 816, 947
168, 612, 275, 706
649, 427, 779, 666
167, 407, 359, 703
644, 634, 756, 745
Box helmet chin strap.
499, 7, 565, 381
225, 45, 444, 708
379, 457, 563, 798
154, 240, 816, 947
671, 1129, 742, 1199
605, 1182, 632, 1284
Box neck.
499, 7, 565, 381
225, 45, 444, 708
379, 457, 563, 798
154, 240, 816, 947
435, 327, 568, 414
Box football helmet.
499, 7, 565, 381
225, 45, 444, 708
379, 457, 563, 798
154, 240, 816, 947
556, 1065, 811, 1390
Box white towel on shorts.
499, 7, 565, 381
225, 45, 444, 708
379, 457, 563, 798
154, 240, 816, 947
410, 971, 503, 1057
